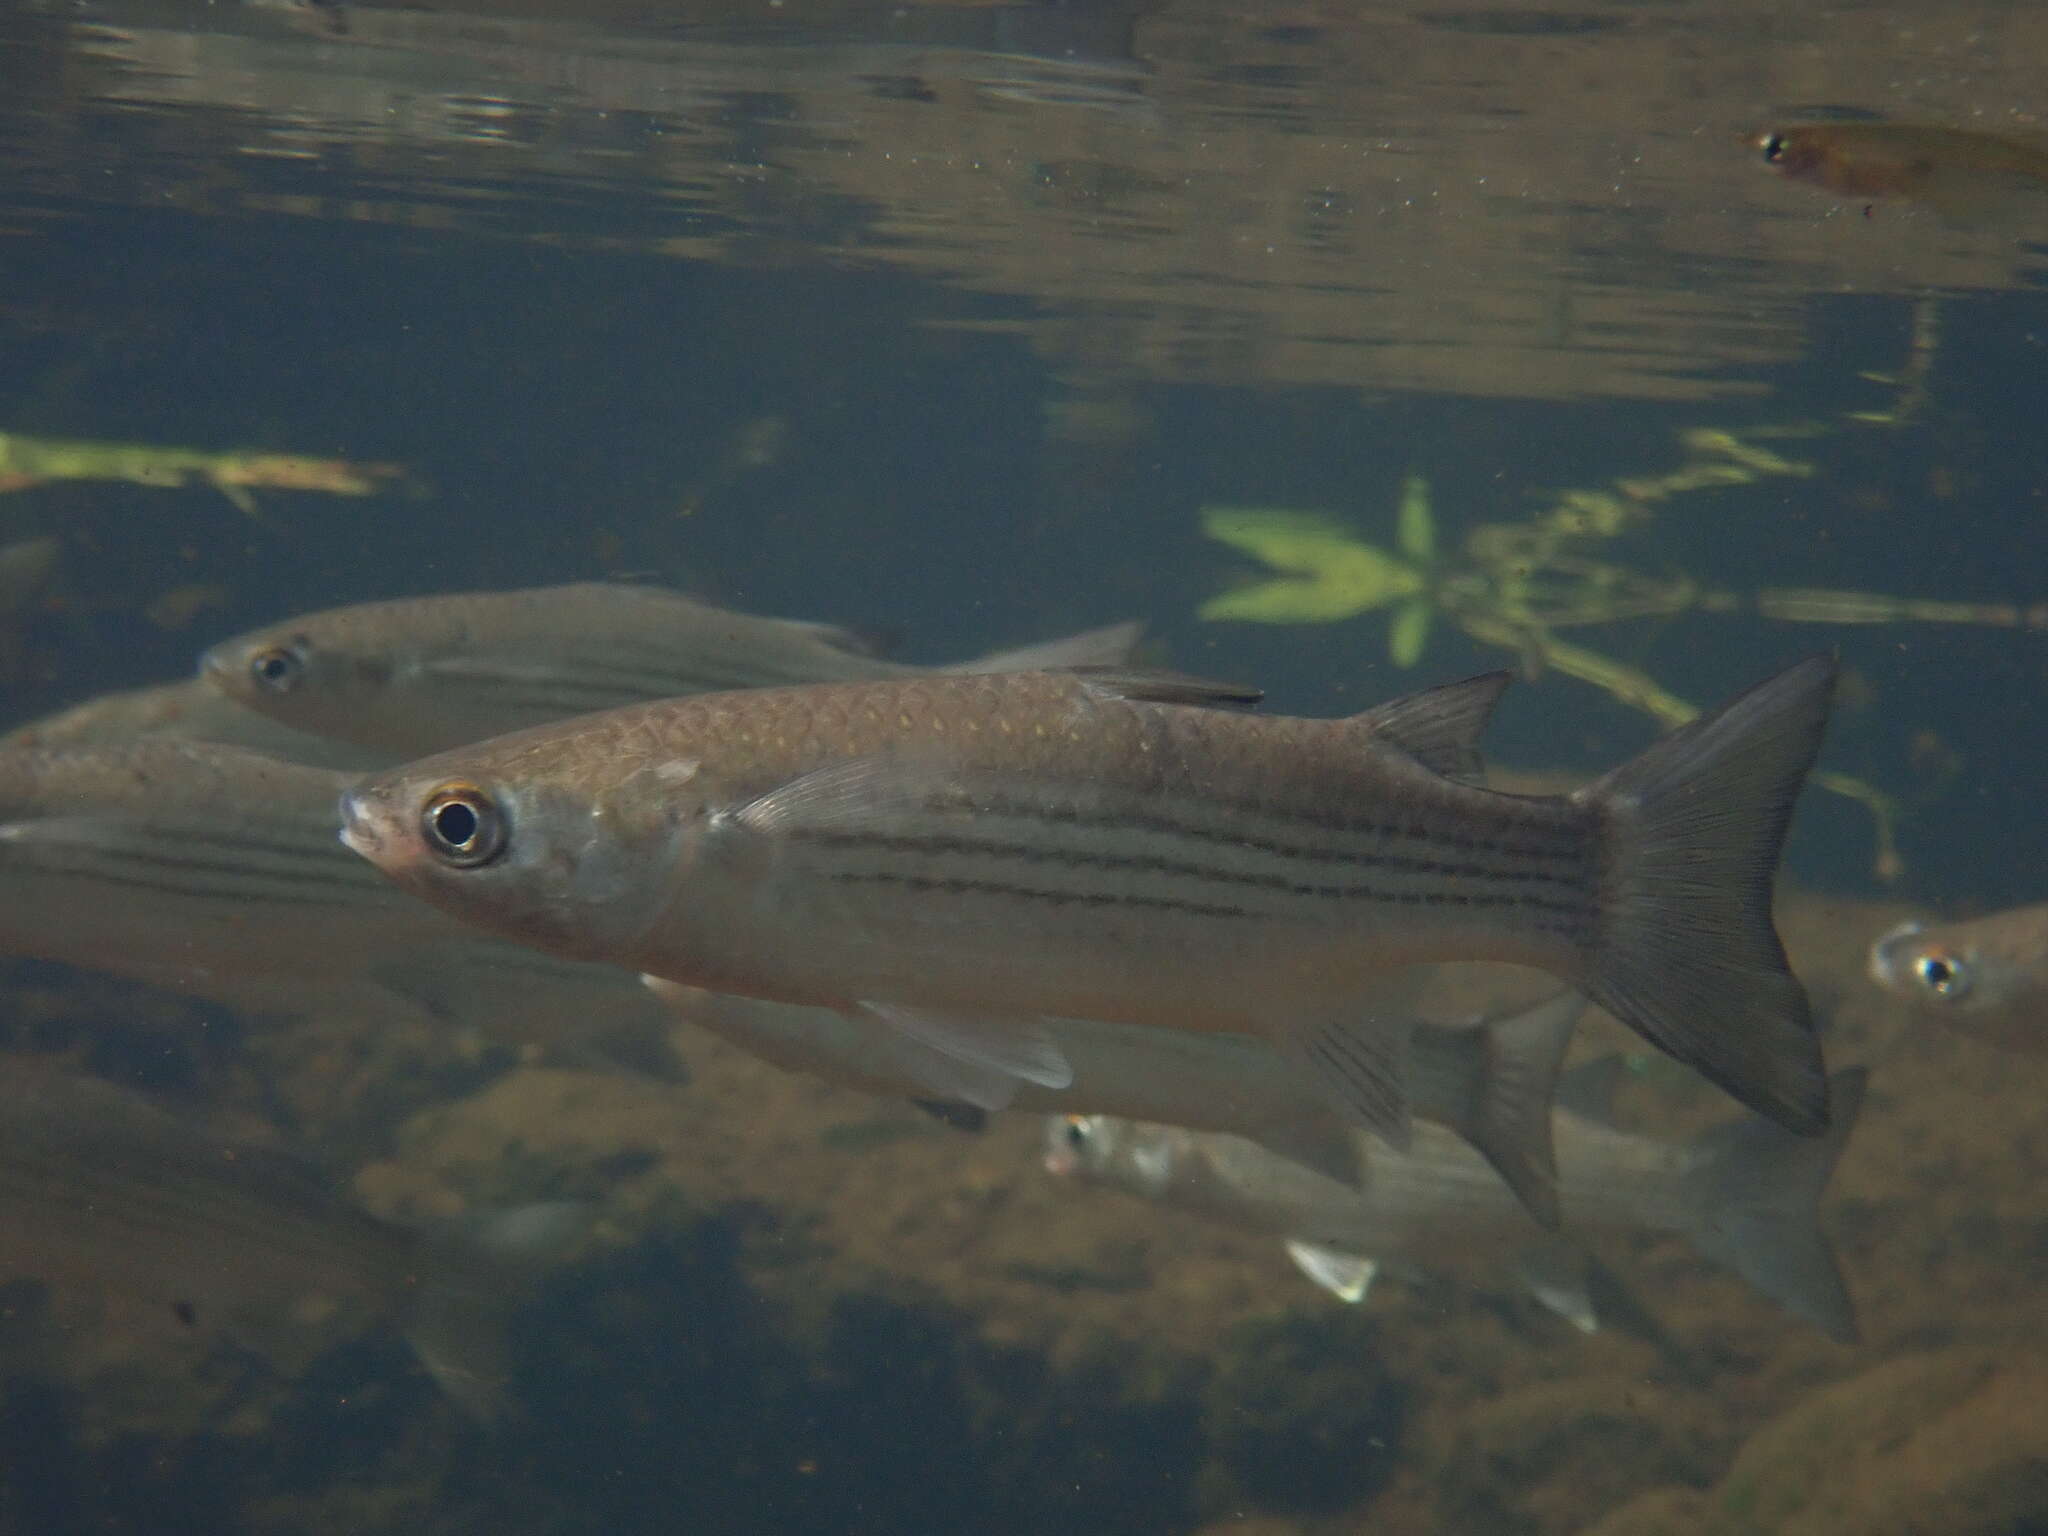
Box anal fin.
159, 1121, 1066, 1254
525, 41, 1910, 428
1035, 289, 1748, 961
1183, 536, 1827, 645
1284, 1014, 1412, 1150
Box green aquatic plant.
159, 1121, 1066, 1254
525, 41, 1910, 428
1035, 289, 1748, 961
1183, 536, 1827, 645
0, 430, 414, 516
1196, 428, 2042, 881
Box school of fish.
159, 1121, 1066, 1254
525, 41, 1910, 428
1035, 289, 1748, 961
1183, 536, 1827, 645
5, 573, 2018, 1414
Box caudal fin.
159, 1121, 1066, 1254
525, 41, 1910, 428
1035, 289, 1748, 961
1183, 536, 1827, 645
1574, 654, 1837, 1134
1676, 1066, 1866, 1342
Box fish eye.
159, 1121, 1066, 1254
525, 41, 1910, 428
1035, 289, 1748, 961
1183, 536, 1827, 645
1761, 132, 1786, 163
248, 643, 306, 693
1063, 1118, 1090, 1150
420, 782, 507, 868
1913, 950, 1970, 1000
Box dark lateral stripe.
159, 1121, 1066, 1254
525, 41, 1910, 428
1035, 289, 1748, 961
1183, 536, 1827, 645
10, 831, 382, 906
828, 870, 1251, 918
18, 857, 369, 907
795, 828, 1592, 920
999, 792, 1588, 868
826, 865, 1589, 930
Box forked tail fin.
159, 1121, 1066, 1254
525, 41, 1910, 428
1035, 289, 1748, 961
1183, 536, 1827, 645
1574, 654, 1837, 1134
1676, 1067, 1867, 1342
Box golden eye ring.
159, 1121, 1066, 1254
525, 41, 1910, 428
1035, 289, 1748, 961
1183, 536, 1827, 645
248, 644, 305, 693
420, 782, 507, 868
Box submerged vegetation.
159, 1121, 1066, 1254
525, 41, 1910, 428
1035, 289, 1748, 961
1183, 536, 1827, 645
1198, 414, 2041, 881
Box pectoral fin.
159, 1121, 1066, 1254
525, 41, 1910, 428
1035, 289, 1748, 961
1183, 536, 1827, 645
1284, 1240, 1379, 1303
859, 1000, 1074, 1111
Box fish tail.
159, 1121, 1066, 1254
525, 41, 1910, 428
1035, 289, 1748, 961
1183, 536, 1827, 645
403, 1201, 590, 1423
1575, 654, 1837, 1135
1675, 1068, 1866, 1342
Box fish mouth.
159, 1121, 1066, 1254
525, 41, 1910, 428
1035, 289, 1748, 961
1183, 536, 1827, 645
335, 788, 385, 860
196, 645, 234, 685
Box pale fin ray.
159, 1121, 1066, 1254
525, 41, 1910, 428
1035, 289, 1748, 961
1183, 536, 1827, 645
858, 1000, 1074, 1103
1284, 1240, 1379, 1303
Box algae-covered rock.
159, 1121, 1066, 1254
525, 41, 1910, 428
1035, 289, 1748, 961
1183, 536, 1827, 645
1440, 1374, 1712, 1532
1198, 1308, 1407, 1514
1573, 1485, 1713, 1535
1572, 1347, 2048, 1536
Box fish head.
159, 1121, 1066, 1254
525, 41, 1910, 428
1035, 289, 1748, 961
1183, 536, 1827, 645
336, 722, 709, 962
201, 618, 395, 735
1868, 919, 1980, 1009
1755, 127, 1831, 182
1043, 1114, 1179, 1195
1044, 1114, 1117, 1179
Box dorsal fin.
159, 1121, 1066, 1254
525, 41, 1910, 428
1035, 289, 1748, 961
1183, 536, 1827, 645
1071, 666, 1265, 710
1348, 671, 1512, 781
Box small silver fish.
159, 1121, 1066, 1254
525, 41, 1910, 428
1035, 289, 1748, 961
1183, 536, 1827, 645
1046, 1066, 1867, 1341
646, 979, 1583, 1224
0, 737, 668, 1054
340, 657, 1838, 1145
0, 1059, 579, 1417
1868, 904, 2048, 1053
202, 581, 1143, 757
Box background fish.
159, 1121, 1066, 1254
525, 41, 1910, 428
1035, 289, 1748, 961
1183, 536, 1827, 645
1046, 1067, 1868, 1342
0, 738, 672, 1057
202, 581, 1144, 756
1757, 122, 2048, 217
2, 676, 391, 771
646, 979, 1584, 1223
0, 1059, 578, 1419
1868, 904, 2048, 1053
340, 657, 1838, 1146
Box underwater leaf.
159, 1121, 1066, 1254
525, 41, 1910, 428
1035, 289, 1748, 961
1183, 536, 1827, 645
1396, 474, 1435, 563
1388, 598, 1433, 667
1199, 506, 1424, 624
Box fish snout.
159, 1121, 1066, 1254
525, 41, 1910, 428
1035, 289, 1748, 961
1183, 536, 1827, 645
337, 786, 394, 862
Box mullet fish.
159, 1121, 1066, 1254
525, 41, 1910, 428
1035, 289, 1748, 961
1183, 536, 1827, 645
202, 581, 1143, 757
338, 657, 1838, 1145
647, 979, 1584, 1225
1047, 1066, 1867, 1342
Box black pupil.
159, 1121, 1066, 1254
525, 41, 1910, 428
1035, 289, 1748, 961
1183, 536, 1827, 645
256, 652, 292, 681
434, 800, 480, 848
1920, 957, 1957, 991
1763, 133, 1784, 162
1064, 1122, 1087, 1149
